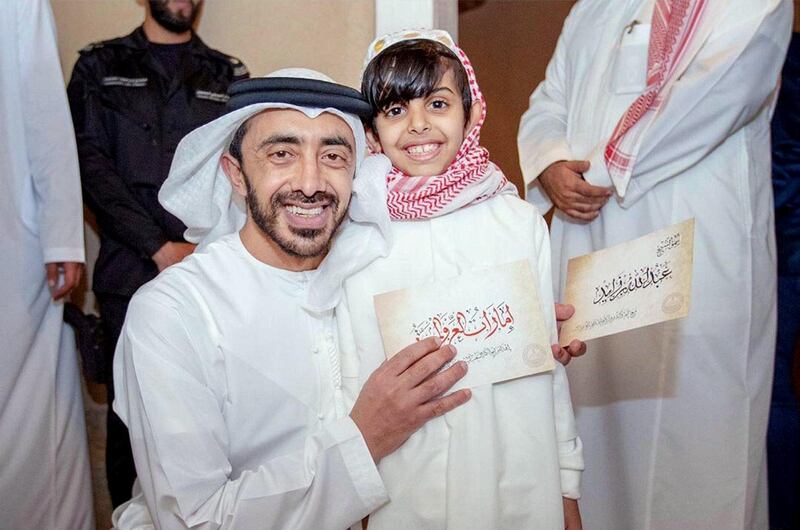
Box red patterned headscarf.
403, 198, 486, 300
605, 0, 709, 197
364, 30, 517, 220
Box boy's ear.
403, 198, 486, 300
221, 153, 247, 198
465, 99, 483, 135
366, 127, 383, 153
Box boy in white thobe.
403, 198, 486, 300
338, 30, 584, 529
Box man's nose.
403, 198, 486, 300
292, 157, 326, 197
407, 106, 431, 134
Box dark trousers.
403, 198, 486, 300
97, 293, 137, 508
767, 276, 800, 530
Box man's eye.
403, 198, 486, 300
271, 150, 291, 159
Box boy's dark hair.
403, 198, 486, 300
361, 39, 472, 130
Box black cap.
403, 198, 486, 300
227, 77, 373, 118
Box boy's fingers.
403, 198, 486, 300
567, 339, 587, 357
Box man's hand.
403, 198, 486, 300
45, 262, 83, 300
563, 498, 582, 530
552, 303, 587, 365
538, 160, 612, 221
152, 241, 196, 272
350, 337, 471, 463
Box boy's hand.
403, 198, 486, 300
350, 337, 471, 463
563, 498, 582, 530
553, 303, 587, 365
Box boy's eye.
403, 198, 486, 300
384, 106, 405, 117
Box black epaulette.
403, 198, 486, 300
205, 48, 249, 77
230, 56, 249, 78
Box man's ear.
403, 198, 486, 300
465, 99, 482, 135
365, 127, 383, 153
221, 153, 247, 197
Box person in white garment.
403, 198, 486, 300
0, 0, 94, 528
111, 69, 475, 530
518, 1, 792, 529
337, 30, 584, 529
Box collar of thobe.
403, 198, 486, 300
159, 68, 393, 312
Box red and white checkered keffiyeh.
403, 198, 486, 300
364, 30, 517, 220
605, 0, 708, 197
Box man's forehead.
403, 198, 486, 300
246, 108, 355, 143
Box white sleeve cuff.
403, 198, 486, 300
560, 469, 582, 500
520, 139, 573, 189
326, 416, 388, 512
42, 246, 85, 264
558, 436, 584, 499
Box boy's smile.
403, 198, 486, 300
370, 69, 474, 177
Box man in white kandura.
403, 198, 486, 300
111, 69, 473, 530
0, 0, 94, 528
518, 0, 792, 528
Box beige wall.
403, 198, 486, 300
459, 0, 575, 193
52, 0, 375, 87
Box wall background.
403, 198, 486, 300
52, 0, 375, 86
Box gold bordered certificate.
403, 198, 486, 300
559, 218, 695, 343
374, 260, 555, 390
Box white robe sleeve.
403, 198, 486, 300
113, 295, 387, 530
17, 0, 84, 264
531, 215, 584, 498
516, 2, 586, 215
587, 0, 793, 207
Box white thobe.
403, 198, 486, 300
112, 233, 388, 530
518, 1, 792, 529
0, 0, 93, 528
338, 195, 584, 529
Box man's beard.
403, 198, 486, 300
149, 0, 198, 34
243, 176, 344, 259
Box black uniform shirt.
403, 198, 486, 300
67, 27, 248, 296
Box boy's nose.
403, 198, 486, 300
407, 107, 431, 134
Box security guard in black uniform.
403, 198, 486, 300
67, 0, 248, 507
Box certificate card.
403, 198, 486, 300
374, 260, 555, 390
559, 218, 695, 343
